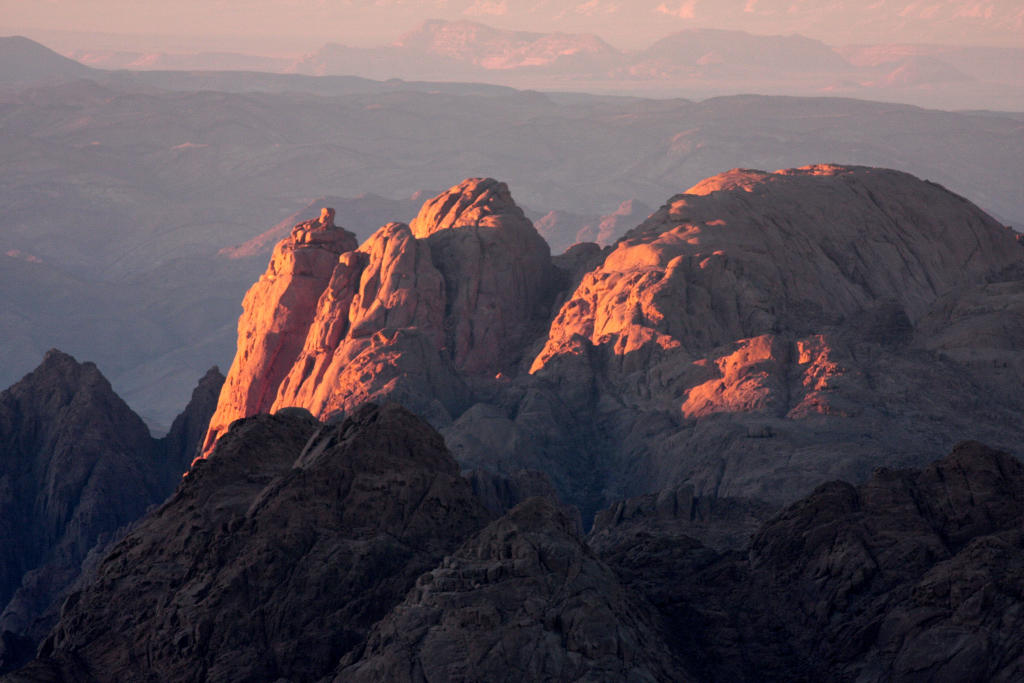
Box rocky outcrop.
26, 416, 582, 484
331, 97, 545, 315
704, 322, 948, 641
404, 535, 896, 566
27, 405, 493, 682
0, 351, 219, 674
203, 179, 556, 456
533, 165, 1019, 370
527, 165, 1024, 511
741, 440, 1024, 681
593, 442, 1024, 682
201, 210, 358, 455
202, 166, 1024, 523
337, 497, 689, 682
411, 178, 554, 374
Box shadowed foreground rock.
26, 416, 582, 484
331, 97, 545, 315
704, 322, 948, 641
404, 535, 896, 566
595, 440, 1024, 682
0, 351, 222, 674
7, 403, 1024, 681
337, 497, 688, 682
27, 404, 492, 682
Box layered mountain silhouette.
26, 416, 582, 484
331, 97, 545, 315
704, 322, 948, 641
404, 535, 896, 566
286, 21, 1023, 109
9, 406, 1024, 681
0, 351, 222, 673
4, 60, 1023, 429
0, 36, 93, 86
202, 165, 1024, 523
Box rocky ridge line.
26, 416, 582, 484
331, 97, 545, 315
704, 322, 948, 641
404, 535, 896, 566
8, 407, 1024, 681
0, 351, 223, 673
202, 165, 1024, 522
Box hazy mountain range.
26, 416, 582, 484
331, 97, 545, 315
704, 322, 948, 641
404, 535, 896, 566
37, 20, 1024, 111
1, 33, 1022, 432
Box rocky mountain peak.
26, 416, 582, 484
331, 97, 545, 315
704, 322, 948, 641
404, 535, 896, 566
286, 206, 352, 247
535, 164, 1020, 375
683, 166, 774, 196
203, 178, 556, 457
409, 177, 525, 238
28, 404, 494, 682
201, 165, 1024, 528
0, 352, 221, 673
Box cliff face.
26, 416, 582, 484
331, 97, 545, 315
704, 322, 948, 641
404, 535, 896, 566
202, 209, 358, 454
0, 351, 222, 673
521, 164, 1024, 512
202, 165, 1024, 521
203, 179, 555, 455
533, 164, 1018, 368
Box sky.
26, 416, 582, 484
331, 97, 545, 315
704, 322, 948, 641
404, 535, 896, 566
2, 0, 1022, 54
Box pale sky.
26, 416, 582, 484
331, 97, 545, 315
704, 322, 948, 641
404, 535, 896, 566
2, 0, 1022, 54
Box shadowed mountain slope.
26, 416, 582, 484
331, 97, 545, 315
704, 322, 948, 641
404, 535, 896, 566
0, 352, 222, 673
592, 440, 1024, 681
0, 37, 93, 86
8, 411, 1023, 681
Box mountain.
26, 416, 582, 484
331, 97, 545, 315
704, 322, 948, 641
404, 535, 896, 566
630, 29, 851, 76
292, 19, 622, 80
219, 193, 424, 260
66, 49, 292, 73
23, 404, 496, 681
283, 21, 1024, 109
838, 43, 1024, 87
534, 198, 653, 254
590, 440, 1024, 681
0, 351, 223, 673
336, 495, 687, 681
202, 178, 556, 455
2, 75, 1023, 431
10, 404, 1024, 680
394, 19, 621, 72
0, 36, 92, 87
201, 165, 1024, 524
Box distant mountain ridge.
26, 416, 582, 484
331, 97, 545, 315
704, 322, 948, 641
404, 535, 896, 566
285, 20, 1022, 108
0, 36, 93, 86
6, 27, 1022, 109
394, 19, 621, 70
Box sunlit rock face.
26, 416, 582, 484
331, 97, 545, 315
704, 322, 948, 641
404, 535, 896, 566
533, 164, 1018, 372
201, 211, 358, 455
527, 164, 1024, 511
202, 166, 1024, 521
202, 178, 555, 457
